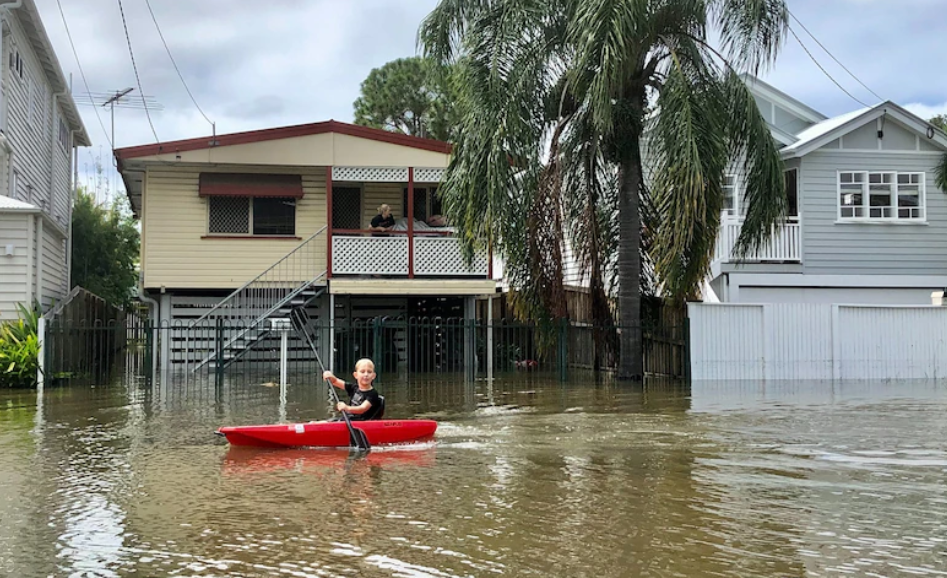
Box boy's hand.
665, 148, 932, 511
336, 402, 347, 412
323, 370, 334, 381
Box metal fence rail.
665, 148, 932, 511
40, 315, 687, 387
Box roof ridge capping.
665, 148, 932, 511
114, 119, 453, 160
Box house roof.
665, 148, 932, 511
0, 194, 38, 212
3, 0, 90, 146
113, 119, 453, 161
741, 74, 828, 124
780, 101, 947, 158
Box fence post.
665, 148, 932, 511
372, 317, 383, 376
144, 319, 154, 385
36, 317, 46, 391
215, 317, 224, 387
558, 318, 568, 382
683, 316, 691, 382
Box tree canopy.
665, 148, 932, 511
71, 188, 139, 308
420, 0, 791, 378
353, 57, 457, 142
930, 115, 947, 132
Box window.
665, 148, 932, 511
58, 117, 69, 151
838, 171, 925, 221
722, 175, 738, 217
784, 169, 798, 218
208, 196, 296, 235
332, 186, 362, 229
402, 186, 441, 221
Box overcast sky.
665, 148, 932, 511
32, 0, 947, 197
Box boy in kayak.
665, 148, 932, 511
322, 358, 384, 421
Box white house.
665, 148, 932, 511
0, 0, 90, 320
709, 76, 947, 305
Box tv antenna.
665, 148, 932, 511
72, 87, 164, 150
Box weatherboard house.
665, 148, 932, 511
115, 121, 495, 370
707, 77, 947, 305
0, 0, 90, 321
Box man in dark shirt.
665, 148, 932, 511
322, 359, 383, 421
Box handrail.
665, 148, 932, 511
189, 226, 327, 328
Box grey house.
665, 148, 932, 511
708, 76, 947, 305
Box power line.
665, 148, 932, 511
788, 9, 884, 103
788, 25, 871, 109
117, 0, 160, 143
55, 0, 112, 149
145, 0, 214, 127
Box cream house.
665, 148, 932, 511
0, 0, 90, 320
116, 120, 495, 370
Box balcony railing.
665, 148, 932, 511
714, 218, 801, 263
331, 230, 489, 277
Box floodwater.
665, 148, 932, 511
2, 372, 947, 577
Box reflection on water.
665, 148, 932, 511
2, 372, 947, 577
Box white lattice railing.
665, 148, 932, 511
415, 237, 488, 275
714, 218, 801, 263
332, 235, 489, 276
330, 166, 446, 183
332, 236, 410, 275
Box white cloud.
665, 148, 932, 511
903, 102, 947, 122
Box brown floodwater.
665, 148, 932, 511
2, 371, 947, 577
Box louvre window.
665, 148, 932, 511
208, 196, 296, 235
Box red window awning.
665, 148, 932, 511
199, 173, 304, 198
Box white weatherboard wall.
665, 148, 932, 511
688, 303, 947, 381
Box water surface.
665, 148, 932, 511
2, 373, 946, 577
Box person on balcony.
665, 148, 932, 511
370, 204, 396, 235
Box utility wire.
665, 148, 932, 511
55, 0, 112, 149
788, 9, 884, 103
788, 25, 871, 108
144, 0, 214, 127
117, 0, 160, 143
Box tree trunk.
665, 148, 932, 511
617, 144, 643, 381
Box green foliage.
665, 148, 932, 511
420, 0, 789, 378
930, 115, 947, 132
71, 188, 140, 308
353, 57, 458, 141
0, 303, 41, 389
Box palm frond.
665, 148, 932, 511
711, 0, 788, 73
936, 152, 947, 193
724, 70, 786, 258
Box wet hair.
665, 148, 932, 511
377, 204, 391, 214
354, 358, 375, 372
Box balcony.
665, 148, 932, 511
714, 218, 801, 263
331, 230, 490, 277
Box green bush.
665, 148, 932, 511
0, 303, 41, 389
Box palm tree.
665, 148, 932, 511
421, 0, 790, 380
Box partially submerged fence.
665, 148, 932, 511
38, 287, 146, 387
688, 302, 947, 380
39, 313, 688, 387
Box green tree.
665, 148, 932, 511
931, 115, 947, 132
71, 188, 139, 308
353, 57, 457, 141
935, 116, 947, 190
421, 0, 791, 379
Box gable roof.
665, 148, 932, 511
741, 74, 828, 125
114, 119, 453, 161
780, 101, 947, 158
5, 0, 90, 146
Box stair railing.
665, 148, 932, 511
185, 226, 328, 369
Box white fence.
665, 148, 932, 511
688, 302, 947, 380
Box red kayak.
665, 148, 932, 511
216, 420, 437, 448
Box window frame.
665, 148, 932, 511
721, 174, 739, 218
837, 170, 926, 223
206, 195, 298, 238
